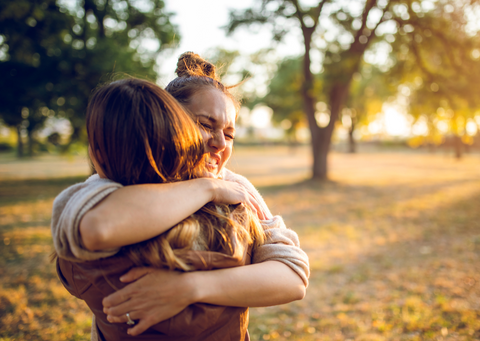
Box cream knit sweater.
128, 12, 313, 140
51, 171, 310, 284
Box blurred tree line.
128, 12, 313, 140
226, 0, 480, 179
2, 0, 479, 182
0, 0, 178, 156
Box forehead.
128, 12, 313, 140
189, 88, 236, 126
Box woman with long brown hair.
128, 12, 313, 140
52, 53, 309, 339
53, 77, 275, 339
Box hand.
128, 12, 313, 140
209, 179, 266, 220
102, 267, 196, 336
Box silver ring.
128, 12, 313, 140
126, 312, 135, 325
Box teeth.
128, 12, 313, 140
206, 157, 218, 165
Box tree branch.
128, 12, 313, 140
290, 0, 307, 29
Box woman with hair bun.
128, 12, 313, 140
53, 53, 309, 339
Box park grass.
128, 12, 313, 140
0, 149, 479, 340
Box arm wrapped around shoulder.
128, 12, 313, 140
252, 216, 310, 287
51, 175, 122, 262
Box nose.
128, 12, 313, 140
208, 130, 226, 152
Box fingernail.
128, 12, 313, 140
106, 315, 112, 322
119, 276, 125, 281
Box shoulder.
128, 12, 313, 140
53, 174, 122, 210
221, 168, 255, 189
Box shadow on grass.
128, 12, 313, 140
256, 178, 339, 193
249, 187, 480, 340
0, 175, 88, 206
257, 176, 480, 196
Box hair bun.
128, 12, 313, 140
175, 52, 219, 81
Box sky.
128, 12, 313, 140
158, 0, 257, 84
157, 0, 303, 86
157, 0, 412, 137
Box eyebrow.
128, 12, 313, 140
196, 114, 235, 130
196, 114, 215, 123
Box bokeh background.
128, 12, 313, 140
1, 0, 480, 340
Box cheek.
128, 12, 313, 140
199, 129, 210, 143
222, 143, 233, 163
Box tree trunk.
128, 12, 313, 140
348, 121, 356, 154
16, 125, 24, 158
310, 128, 330, 179
453, 134, 462, 159
27, 129, 34, 157
299, 26, 325, 179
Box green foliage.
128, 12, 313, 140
344, 64, 397, 133
0, 0, 73, 156
385, 1, 480, 156
261, 57, 322, 140
227, 0, 480, 176
0, 0, 179, 155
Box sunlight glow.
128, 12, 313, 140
384, 107, 410, 136
411, 116, 429, 136
250, 106, 273, 129
466, 120, 478, 136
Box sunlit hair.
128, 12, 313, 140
165, 52, 241, 118
127, 203, 264, 271
85, 77, 264, 271
86, 78, 205, 185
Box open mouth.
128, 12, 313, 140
206, 155, 220, 172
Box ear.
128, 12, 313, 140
94, 149, 104, 165
89, 144, 104, 165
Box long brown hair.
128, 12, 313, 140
86, 77, 264, 271
86, 78, 204, 185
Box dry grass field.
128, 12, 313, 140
1, 147, 479, 340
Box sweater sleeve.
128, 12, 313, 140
51, 174, 123, 262
222, 169, 310, 287
253, 216, 310, 287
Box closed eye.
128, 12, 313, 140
199, 122, 213, 131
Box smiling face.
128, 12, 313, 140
184, 88, 236, 177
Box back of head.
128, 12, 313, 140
165, 52, 241, 115
86, 77, 205, 186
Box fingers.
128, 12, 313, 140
128, 319, 152, 336
119, 267, 152, 283
106, 312, 128, 323
243, 199, 258, 218
247, 193, 265, 220
103, 281, 136, 309
104, 296, 137, 317
103, 267, 152, 308
106, 311, 150, 336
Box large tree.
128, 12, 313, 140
0, 0, 74, 156
227, 0, 479, 179
0, 0, 179, 155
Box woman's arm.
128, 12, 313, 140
80, 178, 263, 251
102, 262, 305, 336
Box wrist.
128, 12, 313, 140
182, 271, 203, 304
196, 177, 216, 203
184, 271, 212, 304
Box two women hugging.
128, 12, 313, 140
51, 52, 309, 340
